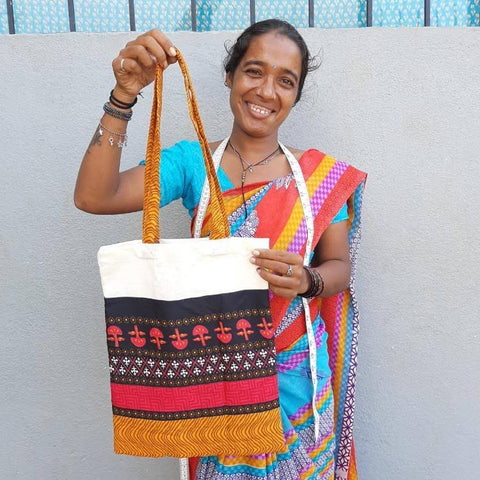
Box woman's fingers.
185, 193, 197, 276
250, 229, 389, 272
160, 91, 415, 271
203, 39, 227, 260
111, 29, 177, 98
126, 32, 174, 68
149, 29, 177, 61
256, 267, 295, 286
251, 249, 306, 299
121, 30, 177, 70
113, 30, 177, 76
112, 56, 143, 75
251, 257, 297, 277
139, 34, 169, 67
252, 248, 301, 263
120, 45, 157, 69
251, 249, 303, 274
256, 268, 297, 298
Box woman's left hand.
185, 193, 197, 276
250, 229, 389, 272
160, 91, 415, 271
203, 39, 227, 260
250, 249, 308, 299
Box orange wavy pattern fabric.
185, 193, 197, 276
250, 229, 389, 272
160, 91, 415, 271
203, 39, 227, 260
112, 408, 286, 458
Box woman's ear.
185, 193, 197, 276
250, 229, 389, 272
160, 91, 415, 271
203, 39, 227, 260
224, 72, 232, 88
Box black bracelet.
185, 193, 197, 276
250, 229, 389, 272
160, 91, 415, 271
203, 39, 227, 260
109, 89, 137, 109
298, 266, 324, 298
315, 269, 325, 296
109, 96, 134, 109
103, 102, 133, 121
299, 267, 315, 298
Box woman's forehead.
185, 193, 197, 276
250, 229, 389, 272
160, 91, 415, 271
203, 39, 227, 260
241, 32, 302, 73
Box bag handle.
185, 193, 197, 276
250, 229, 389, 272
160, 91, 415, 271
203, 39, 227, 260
142, 49, 230, 244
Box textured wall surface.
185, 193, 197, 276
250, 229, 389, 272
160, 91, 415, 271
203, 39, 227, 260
1, 27, 479, 479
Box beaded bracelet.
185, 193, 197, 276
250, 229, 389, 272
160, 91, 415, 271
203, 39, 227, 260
298, 266, 325, 298
103, 102, 133, 121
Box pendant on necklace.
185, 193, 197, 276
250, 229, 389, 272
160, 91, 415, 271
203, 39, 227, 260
248, 165, 254, 173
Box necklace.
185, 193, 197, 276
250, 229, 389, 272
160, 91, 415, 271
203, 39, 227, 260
228, 140, 281, 221
228, 141, 281, 184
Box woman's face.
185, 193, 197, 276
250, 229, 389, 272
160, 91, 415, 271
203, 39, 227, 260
227, 31, 302, 139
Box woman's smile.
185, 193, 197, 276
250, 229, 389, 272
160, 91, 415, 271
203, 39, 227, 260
245, 101, 275, 119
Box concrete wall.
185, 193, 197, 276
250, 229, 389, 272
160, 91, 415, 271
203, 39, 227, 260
1, 27, 479, 479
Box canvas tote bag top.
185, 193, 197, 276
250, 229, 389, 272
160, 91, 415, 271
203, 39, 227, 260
97, 51, 285, 458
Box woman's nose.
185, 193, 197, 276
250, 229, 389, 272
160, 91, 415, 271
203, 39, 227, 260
257, 75, 276, 99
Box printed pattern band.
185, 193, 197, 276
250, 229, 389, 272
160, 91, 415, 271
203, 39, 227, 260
103, 286, 283, 458
113, 399, 279, 420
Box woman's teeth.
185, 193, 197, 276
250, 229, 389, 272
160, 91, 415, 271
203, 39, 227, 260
248, 103, 271, 116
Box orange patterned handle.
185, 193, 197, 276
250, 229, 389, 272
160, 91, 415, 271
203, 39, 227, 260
142, 49, 230, 243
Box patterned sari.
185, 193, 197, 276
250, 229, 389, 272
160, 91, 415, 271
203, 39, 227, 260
189, 149, 366, 480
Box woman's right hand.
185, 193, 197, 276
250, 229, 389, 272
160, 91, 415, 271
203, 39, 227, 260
111, 29, 178, 102
75, 30, 177, 214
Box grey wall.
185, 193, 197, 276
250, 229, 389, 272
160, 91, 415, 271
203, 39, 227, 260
1, 27, 479, 480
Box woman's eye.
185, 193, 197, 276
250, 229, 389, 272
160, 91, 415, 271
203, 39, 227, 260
281, 78, 294, 87
246, 69, 261, 76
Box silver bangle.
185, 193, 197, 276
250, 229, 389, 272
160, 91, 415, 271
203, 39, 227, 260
98, 122, 128, 148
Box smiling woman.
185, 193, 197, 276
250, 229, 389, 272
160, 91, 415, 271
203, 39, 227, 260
74, 18, 367, 480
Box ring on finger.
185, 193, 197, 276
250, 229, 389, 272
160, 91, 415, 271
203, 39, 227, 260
285, 264, 293, 277
120, 58, 126, 71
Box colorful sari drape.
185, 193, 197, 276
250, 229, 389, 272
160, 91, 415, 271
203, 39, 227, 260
189, 149, 366, 480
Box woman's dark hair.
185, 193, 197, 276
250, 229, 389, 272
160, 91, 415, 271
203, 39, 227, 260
224, 19, 318, 104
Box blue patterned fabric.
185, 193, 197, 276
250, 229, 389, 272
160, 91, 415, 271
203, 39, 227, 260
0, 1, 8, 34
372, 0, 479, 26
197, 0, 250, 32
74, 0, 130, 33
12, 0, 69, 34
372, 0, 424, 27
256, 0, 310, 28
315, 0, 367, 28
1, 0, 478, 35
431, 0, 479, 26
135, 0, 192, 32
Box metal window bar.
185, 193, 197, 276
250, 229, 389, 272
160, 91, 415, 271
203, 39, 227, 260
67, 0, 76, 32
250, 0, 255, 25
191, 0, 197, 31
309, 0, 314, 27
128, 0, 136, 31
6, 0, 14, 34
424, 0, 430, 26
367, 0, 372, 26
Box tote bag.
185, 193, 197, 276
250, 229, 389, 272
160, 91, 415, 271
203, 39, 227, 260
97, 51, 285, 458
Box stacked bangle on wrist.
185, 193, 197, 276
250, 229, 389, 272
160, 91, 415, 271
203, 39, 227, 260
103, 102, 133, 121
299, 266, 325, 298
109, 89, 137, 109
